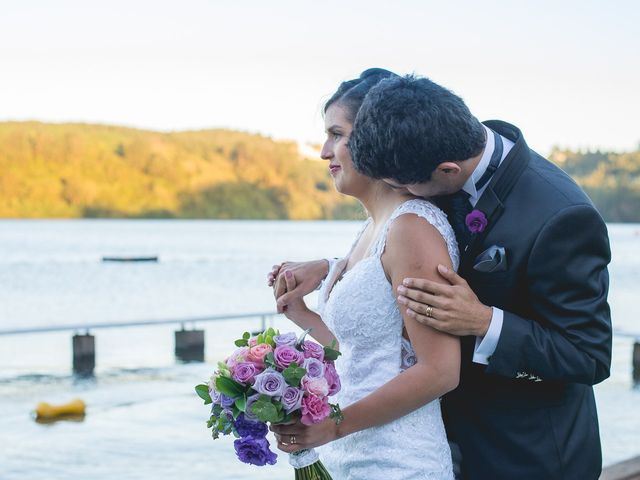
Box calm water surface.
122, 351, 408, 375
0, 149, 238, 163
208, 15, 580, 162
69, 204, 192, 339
0, 220, 638, 479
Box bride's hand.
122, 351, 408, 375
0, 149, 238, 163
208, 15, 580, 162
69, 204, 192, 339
271, 417, 339, 453
281, 270, 311, 320
271, 260, 330, 313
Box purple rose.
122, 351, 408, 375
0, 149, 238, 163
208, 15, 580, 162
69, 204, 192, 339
273, 332, 297, 347
302, 357, 325, 379
233, 436, 277, 466
281, 386, 304, 413
465, 209, 488, 234
220, 393, 236, 408
324, 362, 341, 396
273, 345, 305, 369
244, 393, 262, 421
232, 362, 258, 384
302, 340, 325, 361
253, 368, 286, 398
234, 413, 268, 438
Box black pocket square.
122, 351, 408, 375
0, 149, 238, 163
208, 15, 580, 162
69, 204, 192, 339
473, 245, 507, 273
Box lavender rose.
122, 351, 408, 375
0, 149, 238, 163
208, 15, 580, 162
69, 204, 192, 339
234, 413, 268, 438
233, 436, 277, 466
465, 209, 488, 233
273, 345, 305, 369
302, 357, 325, 380
253, 368, 286, 398
302, 340, 325, 361
232, 362, 258, 384
273, 332, 297, 347
208, 377, 222, 405
220, 393, 236, 408
281, 386, 304, 413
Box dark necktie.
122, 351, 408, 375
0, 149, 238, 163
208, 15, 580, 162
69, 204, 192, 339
439, 130, 503, 249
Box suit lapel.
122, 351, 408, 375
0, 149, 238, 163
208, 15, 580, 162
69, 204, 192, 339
460, 121, 530, 270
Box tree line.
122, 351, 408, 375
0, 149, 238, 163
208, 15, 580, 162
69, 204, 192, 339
0, 122, 638, 222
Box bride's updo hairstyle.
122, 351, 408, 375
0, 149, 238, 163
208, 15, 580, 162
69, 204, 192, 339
324, 68, 399, 124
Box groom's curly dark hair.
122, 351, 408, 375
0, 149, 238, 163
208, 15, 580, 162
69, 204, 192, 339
349, 75, 486, 184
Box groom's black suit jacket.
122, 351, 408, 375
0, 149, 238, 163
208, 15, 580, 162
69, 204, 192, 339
441, 121, 612, 480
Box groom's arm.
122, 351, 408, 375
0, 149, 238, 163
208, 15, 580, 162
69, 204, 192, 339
484, 204, 612, 385
398, 204, 612, 386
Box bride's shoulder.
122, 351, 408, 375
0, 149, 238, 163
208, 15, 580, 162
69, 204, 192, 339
391, 198, 449, 224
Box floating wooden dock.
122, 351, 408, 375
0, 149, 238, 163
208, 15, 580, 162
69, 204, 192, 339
102, 256, 159, 262
601, 456, 640, 480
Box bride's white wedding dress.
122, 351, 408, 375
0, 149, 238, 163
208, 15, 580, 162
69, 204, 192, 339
317, 199, 459, 480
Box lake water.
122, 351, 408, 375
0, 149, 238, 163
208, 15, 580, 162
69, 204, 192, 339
0, 220, 638, 479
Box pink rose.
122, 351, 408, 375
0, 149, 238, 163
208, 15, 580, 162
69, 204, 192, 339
302, 377, 329, 398
324, 362, 341, 396
248, 337, 258, 347
300, 395, 331, 425
245, 344, 273, 368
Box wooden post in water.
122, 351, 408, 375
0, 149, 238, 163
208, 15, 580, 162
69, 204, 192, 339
175, 328, 205, 362
633, 341, 640, 385
72, 334, 95, 376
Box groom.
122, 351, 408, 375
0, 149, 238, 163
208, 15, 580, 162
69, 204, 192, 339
271, 73, 612, 479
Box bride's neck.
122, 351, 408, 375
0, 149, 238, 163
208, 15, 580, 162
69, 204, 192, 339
359, 183, 416, 224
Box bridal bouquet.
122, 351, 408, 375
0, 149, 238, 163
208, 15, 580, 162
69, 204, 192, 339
195, 327, 342, 479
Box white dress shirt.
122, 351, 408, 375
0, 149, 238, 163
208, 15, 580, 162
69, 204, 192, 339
462, 125, 514, 365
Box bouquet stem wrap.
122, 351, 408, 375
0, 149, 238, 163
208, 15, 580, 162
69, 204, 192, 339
289, 449, 333, 479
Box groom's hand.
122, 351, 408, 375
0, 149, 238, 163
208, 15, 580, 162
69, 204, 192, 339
397, 264, 493, 337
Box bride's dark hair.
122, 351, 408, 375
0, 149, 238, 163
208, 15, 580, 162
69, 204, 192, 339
324, 68, 399, 123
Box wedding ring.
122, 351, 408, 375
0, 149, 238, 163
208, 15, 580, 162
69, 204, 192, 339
425, 305, 433, 318
290, 435, 296, 445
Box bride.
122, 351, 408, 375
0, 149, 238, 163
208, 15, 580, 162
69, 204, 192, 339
270, 69, 460, 479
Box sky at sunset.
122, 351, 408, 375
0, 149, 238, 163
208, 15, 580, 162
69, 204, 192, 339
1, 0, 638, 154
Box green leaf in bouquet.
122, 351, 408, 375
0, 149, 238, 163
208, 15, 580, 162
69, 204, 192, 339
264, 352, 278, 370
195, 384, 212, 404
243, 331, 251, 340
215, 376, 244, 398
232, 407, 242, 420
283, 362, 307, 387
235, 394, 247, 412
252, 396, 280, 423
323, 344, 342, 362
206, 414, 216, 429
234, 338, 248, 347
257, 333, 264, 344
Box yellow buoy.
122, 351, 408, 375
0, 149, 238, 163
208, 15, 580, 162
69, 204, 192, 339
35, 399, 86, 420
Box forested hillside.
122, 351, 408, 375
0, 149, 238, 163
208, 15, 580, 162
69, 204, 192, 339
1, 122, 638, 221
0, 122, 363, 219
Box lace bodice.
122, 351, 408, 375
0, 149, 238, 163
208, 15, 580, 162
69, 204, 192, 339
317, 199, 457, 479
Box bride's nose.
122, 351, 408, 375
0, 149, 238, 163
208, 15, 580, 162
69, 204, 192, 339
320, 141, 333, 160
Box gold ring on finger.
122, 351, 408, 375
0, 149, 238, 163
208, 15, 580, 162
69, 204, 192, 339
425, 305, 433, 318
290, 435, 296, 445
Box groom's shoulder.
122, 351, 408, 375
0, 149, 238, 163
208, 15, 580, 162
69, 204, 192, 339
522, 150, 595, 211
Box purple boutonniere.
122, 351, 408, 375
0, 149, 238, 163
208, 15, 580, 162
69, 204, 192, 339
465, 209, 488, 234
